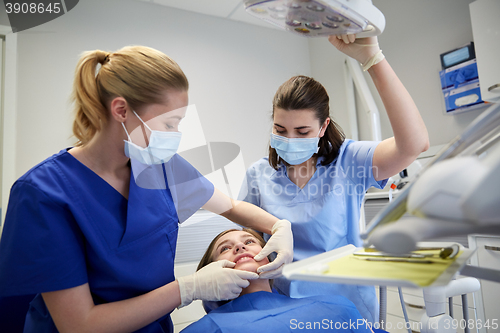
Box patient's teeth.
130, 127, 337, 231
236, 256, 253, 264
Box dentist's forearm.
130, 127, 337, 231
203, 188, 277, 234
221, 200, 278, 234
43, 281, 181, 333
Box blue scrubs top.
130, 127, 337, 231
240, 139, 387, 324
181, 291, 373, 333
0, 150, 214, 333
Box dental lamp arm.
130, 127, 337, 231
369, 127, 500, 253
368, 217, 500, 254
362, 102, 500, 241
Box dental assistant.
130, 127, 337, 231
240, 35, 429, 324
0, 46, 293, 333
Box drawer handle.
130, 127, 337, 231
488, 83, 500, 92
485, 245, 500, 251
404, 302, 425, 309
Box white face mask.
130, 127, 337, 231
122, 111, 182, 165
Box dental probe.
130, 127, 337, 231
353, 252, 433, 258
354, 257, 435, 264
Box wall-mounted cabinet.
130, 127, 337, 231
469, 0, 500, 103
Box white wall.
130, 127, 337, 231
5, 0, 493, 184
309, 0, 482, 146
11, 0, 310, 178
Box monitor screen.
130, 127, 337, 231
443, 47, 470, 68
440, 43, 475, 69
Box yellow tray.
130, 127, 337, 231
283, 242, 475, 288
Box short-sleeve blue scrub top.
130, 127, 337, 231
0, 150, 214, 333
240, 139, 388, 324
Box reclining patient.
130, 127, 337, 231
181, 229, 381, 333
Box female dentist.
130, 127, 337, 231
241, 35, 429, 324
0, 46, 292, 333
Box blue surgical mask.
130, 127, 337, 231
270, 128, 322, 165
122, 111, 182, 165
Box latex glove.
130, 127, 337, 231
177, 260, 258, 308
328, 35, 382, 70
254, 219, 293, 279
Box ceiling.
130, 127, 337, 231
137, 0, 281, 30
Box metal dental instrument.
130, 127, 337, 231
354, 257, 435, 264
417, 244, 460, 259
353, 251, 433, 259
357, 244, 460, 260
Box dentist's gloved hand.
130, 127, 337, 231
254, 219, 293, 279
177, 260, 258, 308
328, 35, 385, 71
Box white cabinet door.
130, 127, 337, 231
468, 235, 500, 333
475, 237, 500, 333
469, 0, 500, 103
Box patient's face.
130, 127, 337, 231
212, 231, 269, 273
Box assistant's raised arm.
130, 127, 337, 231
329, 35, 429, 181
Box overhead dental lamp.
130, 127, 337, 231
243, 0, 385, 37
